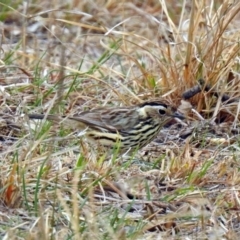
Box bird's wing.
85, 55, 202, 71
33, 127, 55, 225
29, 106, 139, 133
70, 107, 138, 132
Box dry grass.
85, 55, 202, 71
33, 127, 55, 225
1, 0, 240, 239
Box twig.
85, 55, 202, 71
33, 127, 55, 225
182, 78, 237, 104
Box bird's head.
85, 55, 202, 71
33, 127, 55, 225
137, 101, 184, 124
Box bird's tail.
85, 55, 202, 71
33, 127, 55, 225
28, 114, 63, 122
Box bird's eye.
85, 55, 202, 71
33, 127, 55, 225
159, 109, 166, 115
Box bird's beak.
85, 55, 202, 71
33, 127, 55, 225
172, 112, 185, 120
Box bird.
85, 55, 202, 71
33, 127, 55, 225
28, 101, 184, 153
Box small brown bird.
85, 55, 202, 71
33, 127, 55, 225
28, 101, 184, 153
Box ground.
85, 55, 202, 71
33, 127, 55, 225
1, 0, 240, 239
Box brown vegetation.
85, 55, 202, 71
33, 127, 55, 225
1, 0, 240, 239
